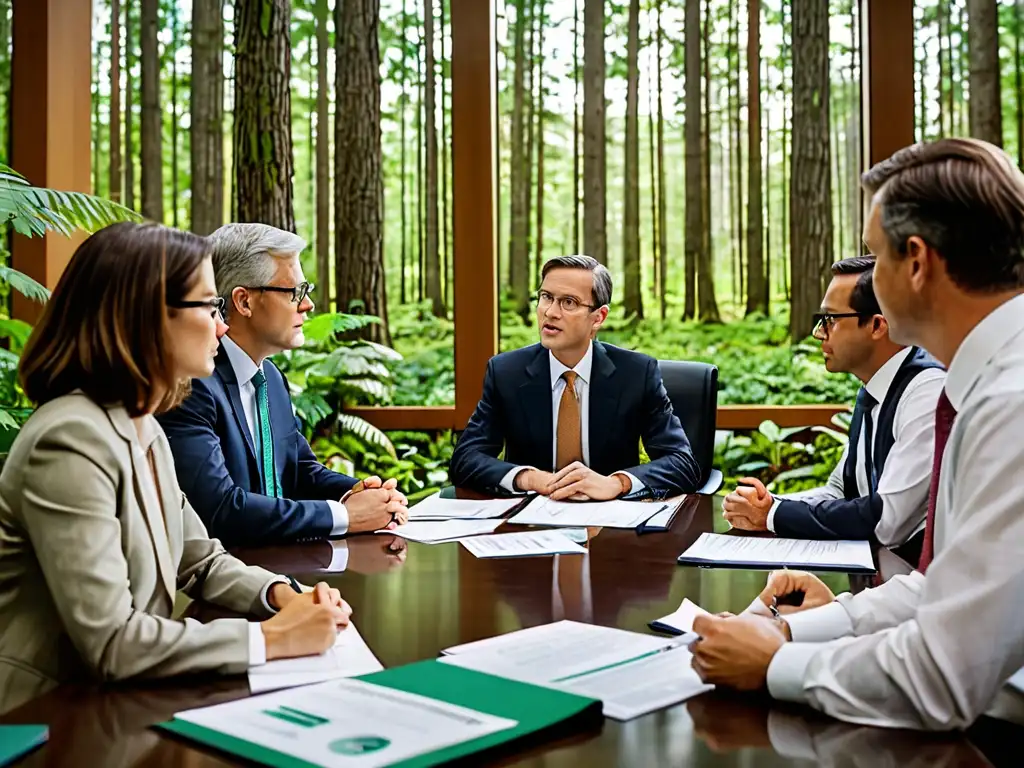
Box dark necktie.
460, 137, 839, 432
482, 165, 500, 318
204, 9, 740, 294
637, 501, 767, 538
251, 369, 281, 498
918, 390, 957, 572
846, 388, 878, 496
859, 389, 879, 494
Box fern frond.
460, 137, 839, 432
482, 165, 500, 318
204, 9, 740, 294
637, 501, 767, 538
337, 413, 396, 458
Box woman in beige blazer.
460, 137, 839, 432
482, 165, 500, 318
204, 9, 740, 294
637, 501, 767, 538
0, 223, 350, 714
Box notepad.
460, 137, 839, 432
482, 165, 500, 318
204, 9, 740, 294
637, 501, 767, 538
384, 519, 504, 543
677, 532, 876, 573
508, 495, 673, 529
407, 493, 526, 521
247, 623, 383, 693
648, 598, 709, 636
0, 725, 47, 767
459, 529, 588, 558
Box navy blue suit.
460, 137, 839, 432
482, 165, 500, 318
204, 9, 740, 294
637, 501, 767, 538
449, 342, 701, 498
157, 345, 357, 548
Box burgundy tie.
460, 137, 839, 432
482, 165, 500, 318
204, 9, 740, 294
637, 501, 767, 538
918, 390, 957, 573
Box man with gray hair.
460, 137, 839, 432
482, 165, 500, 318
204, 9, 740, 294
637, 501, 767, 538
159, 223, 408, 549
449, 254, 701, 499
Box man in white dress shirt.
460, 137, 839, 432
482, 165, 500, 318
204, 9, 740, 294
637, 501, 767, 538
689, 137, 1024, 731
159, 224, 408, 548
722, 256, 945, 564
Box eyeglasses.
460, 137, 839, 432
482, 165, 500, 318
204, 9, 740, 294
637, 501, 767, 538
812, 312, 867, 338
244, 281, 315, 305
532, 290, 598, 315
170, 296, 226, 320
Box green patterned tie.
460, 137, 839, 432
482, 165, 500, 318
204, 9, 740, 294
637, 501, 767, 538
251, 368, 280, 498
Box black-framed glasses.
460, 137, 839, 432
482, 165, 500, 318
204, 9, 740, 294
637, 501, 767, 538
244, 281, 315, 305
170, 296, 226, 320
531, 289, 597, 315
812, 312, 866, 338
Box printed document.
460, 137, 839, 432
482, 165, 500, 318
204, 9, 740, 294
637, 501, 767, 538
459, 529, 588, 558
176, 678, 517, 768
678, 532, 875, 572
383, 519, 503, 544
508, 495, 671, 529
248, 624, 383, 694
649, 598, 709, 637
407, 493, 524, 521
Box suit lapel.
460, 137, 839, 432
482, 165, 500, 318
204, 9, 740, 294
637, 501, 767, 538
587, 342, 618, 470
267, 365, 292, 489
215, 347, 257, 461
518, 346, 554, 470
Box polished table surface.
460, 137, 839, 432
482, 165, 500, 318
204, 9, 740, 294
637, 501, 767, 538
0, 494, 1003, 767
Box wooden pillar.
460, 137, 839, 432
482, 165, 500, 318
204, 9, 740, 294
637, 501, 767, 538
10, 0, 92, 323
450, 0, 498, 427
860, 0, 915, 172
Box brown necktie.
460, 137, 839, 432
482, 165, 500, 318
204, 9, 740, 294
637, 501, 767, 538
555, 371, 583, 471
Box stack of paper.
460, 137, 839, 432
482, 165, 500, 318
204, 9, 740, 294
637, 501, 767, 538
508, 495, 673, 529
248, 623, 383, 693
441, 620, 712, 720
384, 519, 504, 544
459, 529, 588, 558
407, 493, 525, 521
677, 532, 876, 573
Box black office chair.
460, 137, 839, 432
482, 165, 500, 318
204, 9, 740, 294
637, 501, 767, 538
658, 360, 722, 495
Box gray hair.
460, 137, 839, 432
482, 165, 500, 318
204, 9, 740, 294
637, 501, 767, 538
540, 254, 613, 307
207, 223, 308, 308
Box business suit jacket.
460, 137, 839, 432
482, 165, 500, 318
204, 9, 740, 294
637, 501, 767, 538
0, 393, 280, 714
449, 342, 701, 497
158, 346, 357, 548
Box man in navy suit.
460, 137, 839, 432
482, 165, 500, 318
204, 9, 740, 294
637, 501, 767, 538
449, 255, 701, 500
158, 224, 407, 548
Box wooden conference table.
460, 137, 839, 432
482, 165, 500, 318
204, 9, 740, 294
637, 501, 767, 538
0, 494, 1006, 767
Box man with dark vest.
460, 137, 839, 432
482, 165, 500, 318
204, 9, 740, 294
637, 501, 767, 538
722, 256, 945, 564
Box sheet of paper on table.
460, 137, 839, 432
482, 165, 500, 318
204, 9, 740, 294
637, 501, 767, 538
648, 598, 709, 637
440, 620, 711, 720
459, 529, 588, 558
507, 495, 671, 529
407, 492, 526, 521
677, 532, 876, 573
382, 519, 504, 544
248, 623, 383, 694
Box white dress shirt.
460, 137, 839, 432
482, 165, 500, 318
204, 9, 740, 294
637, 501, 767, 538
767, 346, 945, 546
766, 293, 1024, 730
498, 342, 642, 493
220, 335, 350, 536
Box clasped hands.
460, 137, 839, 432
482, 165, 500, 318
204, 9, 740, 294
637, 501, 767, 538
722, 476, 773, 531
345, 475, 409, 533
263, 581, 351, 660
515, 461, 631, 501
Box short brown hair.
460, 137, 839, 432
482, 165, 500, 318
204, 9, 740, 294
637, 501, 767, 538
861, 138, 1024, 292
20, 222, 212, 416
830, 256, 880, 321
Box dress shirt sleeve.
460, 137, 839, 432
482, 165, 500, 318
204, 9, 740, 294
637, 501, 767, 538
874, 370, 944, 547
499, 466, 536, 494
327, 500, 349, 536
614, 472, 644, 494
766, 394, 1024, 730
247, 623, 267, 666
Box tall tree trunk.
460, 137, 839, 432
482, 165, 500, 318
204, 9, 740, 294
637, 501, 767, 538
233, 0, 295, 230
967, 0, 1002, 145
656, 0, 667, 320
424, 0, 445, 318
1016, 0, 1023, 169
400, 0, 408, 304
647, 16, 659, 309
789, 0, 832, 341
441, 0, 450, 309
697, 0, 713, 321
572, 0, 581, 254
170, 2, 179, 227
508, 0, 530, 317
315, 0, 331, 308
623, 0, 643, 319
686, 0, 715, 322
583, 0, 607, 265
535, 0, 547, 282
335, 0, 391, 344
847, 0, 860, 250
948, 0, 956, 131
141, 0, 163, 222
764, 55, 772, 303
93, 23, 102, 196
732, 0, 744, 307
938, 0, 947, 137
523, 0, 536, 300
125, 0, 136, 211
746, 0, 765, 315
417, 35, 424, 301
781, 0, 790, 298
191, 0, 224, 235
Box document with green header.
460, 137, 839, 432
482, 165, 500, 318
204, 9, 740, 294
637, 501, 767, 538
0, 725, 48, 766
160, 660, 602, 767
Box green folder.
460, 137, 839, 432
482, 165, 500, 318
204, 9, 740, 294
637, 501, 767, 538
158, 660, 602, 768
0, 725, 48, 766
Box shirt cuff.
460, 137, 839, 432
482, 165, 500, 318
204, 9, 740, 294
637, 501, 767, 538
784, 601, 853, 642
766, 497, 782, 533
328, 500, 349, 536
766, 642, 817, 704
616, 472, 643, 494
247, 622, 267, 667
259, 577, 289, 615
328, 540, 349, 572
499, 466, 535, 494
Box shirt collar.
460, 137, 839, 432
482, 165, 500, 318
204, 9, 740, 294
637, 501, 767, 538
549, 342, 594, 390
945, 293, 1024, 410
221, 333, 263, 387
863, 346, 913, 405
134, 414, 162, 452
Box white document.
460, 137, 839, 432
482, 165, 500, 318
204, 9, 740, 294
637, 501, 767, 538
407, 493, 524, 521
649, 598, 710, 636
441, 621, 705, 721
459, 529, 588, 558
508, 495, 671, 529
248, 624, 383, 694
678, 532, 875, 572
1007, 667, 1024, 695
176, 678, 517, 768
384, 519, 503, 544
